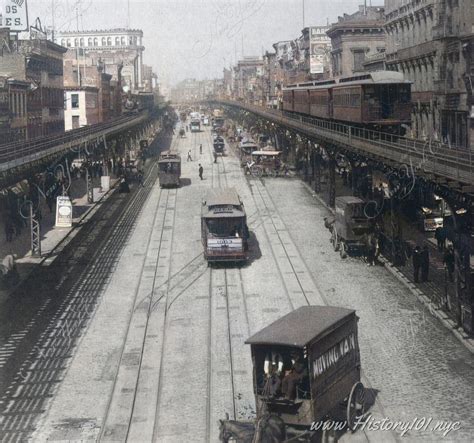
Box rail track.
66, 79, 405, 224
0, 141, 164, 442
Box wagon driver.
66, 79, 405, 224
281, 350, 307, 401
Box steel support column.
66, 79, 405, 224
30, 204, 41, 257
328, 158, 336, 208
86, 168, 93, 203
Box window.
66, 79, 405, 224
115, 37, 120, 45
80, 38, 84, 47
107, 37, 112, 46
121, 36, 126, 45
61, 39, 65, 47
71, 94, 79, 109
74, 38, 78, 46
129, 36, 133, 45
67, 39, 71, 47
93, 37, 98, 46
352, 50, 365, 72
88, 38, 92, 46
102, 37, 106, 46
72, 116, 80, 129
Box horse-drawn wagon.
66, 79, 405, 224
220, 306, 366, 442
326, 196, 373, 259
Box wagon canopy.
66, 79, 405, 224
245, 306, 356, 348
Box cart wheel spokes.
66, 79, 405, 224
347, 382, 365, 432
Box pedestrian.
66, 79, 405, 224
421, 245, 430, 282
443, 245, 455, 282
187, 150, 192, 162
0, 253, 19, 286
198, 164, 204, 180
199, 144, 203, 155
412, 245, 422, 283
137, 170, 144, 187
434, 227, 446, 251
213, 151, 218, 163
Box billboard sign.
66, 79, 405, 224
1, 0, 29, 32
310, 45, 326, 74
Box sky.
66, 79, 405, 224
27, 0, 381, 86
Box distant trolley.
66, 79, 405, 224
201, 188, 249, 262
158, 153, 181, 188
213, 136, 225, 155
190, 118, 201, 132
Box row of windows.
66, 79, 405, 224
310, 93, 329, 105
60, 36, 139, 48
10, 92, 27, 117
333, 91, 361, 107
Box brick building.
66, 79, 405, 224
0, 28, 67, 140
0, 77, 29, 143
63, 52, 115, 130
327, 5, 386, 77
232, 57, 265, 105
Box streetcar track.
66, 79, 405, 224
100, 135, 181, 442
0, 151, 163, 441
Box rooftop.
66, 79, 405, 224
245, 306, 356, 348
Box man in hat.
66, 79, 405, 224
281, 351, 307, 401
198, 164, 204, 180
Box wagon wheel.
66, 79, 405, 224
251, 166, 263, 178
339, 242, 347, 259
268, 168, 277, 178
346, 382, 365, 432
331, 230, 339, 252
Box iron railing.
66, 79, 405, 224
218, 100, 474, 185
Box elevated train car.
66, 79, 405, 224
282, 71, 411, 132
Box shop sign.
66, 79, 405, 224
2, 0, 29, 32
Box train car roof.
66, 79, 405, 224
282, 71, 410, 91
202, 188, 245, 218
252, 150, 281, 156
245, 306, 356, 348
204, 188, 242, 208
158, 154, 181, 163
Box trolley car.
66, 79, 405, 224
213, 136, 225, 155
158, 153, 181, 188
201, 188, 249, 262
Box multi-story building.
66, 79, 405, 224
232, 56, 265, 105
0, 28, 67, 140
54, 29, 144, 92
0, 76, 29, 143
63, 52, 115, 130
385, 0, 473, 148
327, 5, 386, 77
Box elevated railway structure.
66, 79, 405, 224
211, 99, 474, 336
0, 112, 150, 189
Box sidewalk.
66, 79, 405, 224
0, 176, 118, 299
298, 172, 474, 353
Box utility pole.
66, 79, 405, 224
51, 0, 55, 41
127, 0, 131, 29
302, 0, 305, 28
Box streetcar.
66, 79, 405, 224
246, 149, 282, 177
190, 118, 201, 132
158, 153, 181, 188
201, 188, 249, 262
213, 136, 225, 155
219, 305, 365, 442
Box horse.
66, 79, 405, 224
219, 413, 287, 443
